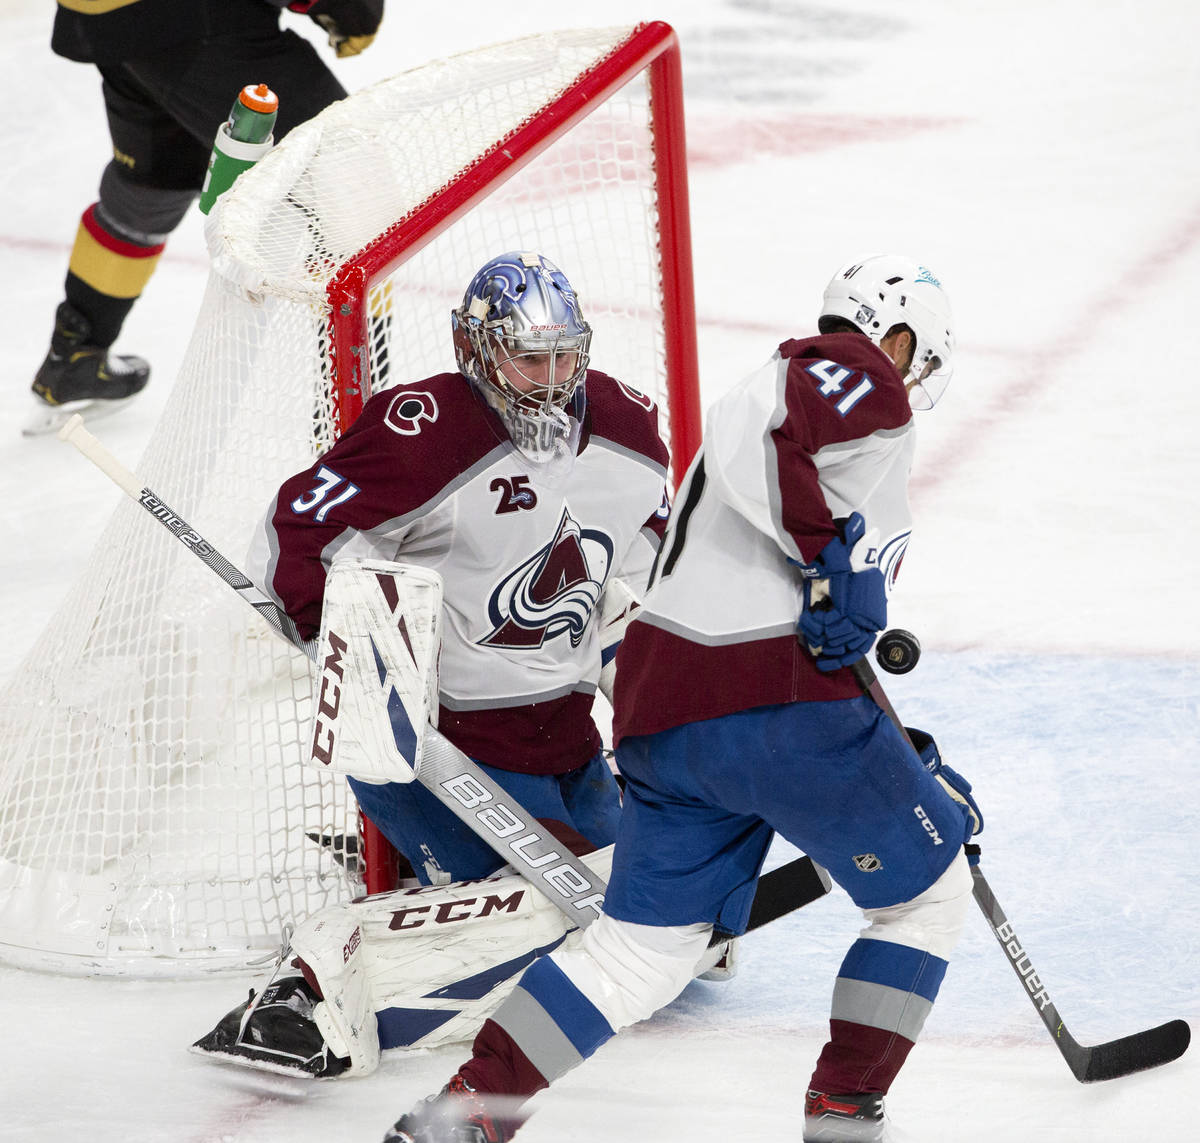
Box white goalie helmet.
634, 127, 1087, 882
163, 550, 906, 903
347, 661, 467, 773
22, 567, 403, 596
451, 251, 592, 464
818, 255, 955, 409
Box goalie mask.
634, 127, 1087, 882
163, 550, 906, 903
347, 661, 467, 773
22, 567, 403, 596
818, 254, 955, 409
452, 251, 592, 464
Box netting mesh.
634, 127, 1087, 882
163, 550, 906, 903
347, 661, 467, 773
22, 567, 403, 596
0, 25, 679, 975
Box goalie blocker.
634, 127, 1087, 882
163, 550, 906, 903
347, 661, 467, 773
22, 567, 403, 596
192, 846, 832, 1077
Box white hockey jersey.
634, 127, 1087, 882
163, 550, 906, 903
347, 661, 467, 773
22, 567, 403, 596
248, 370, 670, 774
613, 332, 915, 742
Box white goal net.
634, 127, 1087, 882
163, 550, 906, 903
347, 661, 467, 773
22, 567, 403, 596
0, 23, 698, 975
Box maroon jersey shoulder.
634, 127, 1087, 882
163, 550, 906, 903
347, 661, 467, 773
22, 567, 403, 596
320, 372, 508, 521
777, 332, 912, 451
582, 371, 670, 472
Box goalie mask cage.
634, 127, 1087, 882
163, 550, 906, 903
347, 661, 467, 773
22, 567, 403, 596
0, 22, 699, 976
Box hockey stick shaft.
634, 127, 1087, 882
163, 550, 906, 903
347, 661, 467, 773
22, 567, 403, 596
849, 656, 1189, 1081
58, 415, 609, 923
58, 415, 316, 655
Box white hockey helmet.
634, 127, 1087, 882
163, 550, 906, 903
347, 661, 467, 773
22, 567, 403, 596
451, 251, 592, 462
818, 255, 955, 409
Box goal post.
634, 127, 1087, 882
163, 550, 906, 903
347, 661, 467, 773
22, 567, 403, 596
0, 22, 700, 975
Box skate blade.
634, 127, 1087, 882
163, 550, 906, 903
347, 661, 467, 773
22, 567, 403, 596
21, 393, 140, 437
188, 1042, 325, 1082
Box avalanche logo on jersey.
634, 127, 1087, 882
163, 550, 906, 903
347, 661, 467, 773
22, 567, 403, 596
481, 507, 614, 649
385, 390, 439, 436
877, 529, 911, 593
614, 379, 655, 411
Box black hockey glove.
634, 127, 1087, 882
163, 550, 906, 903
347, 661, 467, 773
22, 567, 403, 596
290, 0, 385, 57
907, 726, 983, 840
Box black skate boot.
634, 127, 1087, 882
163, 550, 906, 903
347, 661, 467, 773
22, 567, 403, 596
25, 302, 149, 435
803, 1089, 887, 1142
191, 974, 349, 1078
385, 1075, 514, 1143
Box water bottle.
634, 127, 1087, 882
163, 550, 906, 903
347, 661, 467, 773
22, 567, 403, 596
199, 84, 279, 215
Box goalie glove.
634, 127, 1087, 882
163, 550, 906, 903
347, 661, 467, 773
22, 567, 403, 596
795, 512, 887, 672
289, 0, 384, 57
906, 726, 984, 840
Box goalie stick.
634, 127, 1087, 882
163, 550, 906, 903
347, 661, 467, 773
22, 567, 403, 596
305, 827, 833, 932
849, 656, 1190, 1083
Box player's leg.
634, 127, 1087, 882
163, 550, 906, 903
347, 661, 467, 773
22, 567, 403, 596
27, 64, 189, 424
30, 10, 347, 430
386, 743, 774, 1141
746, 697, 973, 1141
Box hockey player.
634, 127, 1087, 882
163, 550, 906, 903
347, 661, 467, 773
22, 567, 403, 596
382, 256, 984, 1143
190, 250, 669, 1078
247, 251, 670, 888
29, 0, 384, 434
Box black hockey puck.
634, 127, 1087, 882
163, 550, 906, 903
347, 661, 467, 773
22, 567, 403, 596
875, 628, 921, 674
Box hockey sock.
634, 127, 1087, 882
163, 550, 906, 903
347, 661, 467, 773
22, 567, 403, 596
809, 937, 948, 1094
64, 204, 164, 346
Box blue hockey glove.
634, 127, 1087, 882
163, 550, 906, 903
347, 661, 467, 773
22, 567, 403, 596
796, 513, 887, 672
906, 727, 984, 840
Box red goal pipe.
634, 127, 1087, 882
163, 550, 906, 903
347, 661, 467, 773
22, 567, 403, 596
645, 28, 702, 476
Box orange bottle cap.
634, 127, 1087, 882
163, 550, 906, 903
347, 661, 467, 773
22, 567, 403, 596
238, 84, 279, 114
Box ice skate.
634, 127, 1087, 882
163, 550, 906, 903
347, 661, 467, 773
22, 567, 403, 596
190, 974, 349, 1079
803, 1089, 887, 1142
24, 302, 149, 436
385, 1076, 515, 1143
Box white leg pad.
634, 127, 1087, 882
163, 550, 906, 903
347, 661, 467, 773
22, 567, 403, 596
304, 846, 616, 1054
551, 914, 714, 1032
290, 907, 381, 1076
858, 849, 973, 959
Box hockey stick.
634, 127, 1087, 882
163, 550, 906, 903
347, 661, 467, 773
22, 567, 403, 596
57, 416, 317, 655
747, 851, 833, 931
849, 655, 1190, 1082
306, 827, 833, 934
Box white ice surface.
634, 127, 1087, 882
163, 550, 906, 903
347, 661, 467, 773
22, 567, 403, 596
1, 1, 1196, 1140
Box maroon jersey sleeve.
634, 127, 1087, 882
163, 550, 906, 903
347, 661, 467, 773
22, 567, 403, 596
771, 333, 913, 563
262, 374, 502, 640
